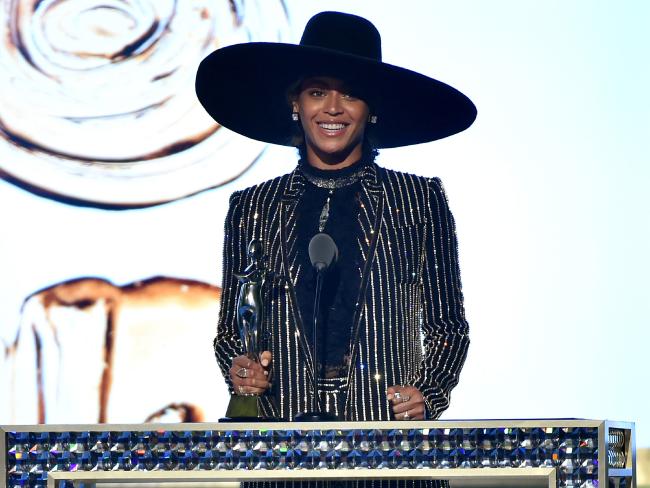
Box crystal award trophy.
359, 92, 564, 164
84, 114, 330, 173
224, 240, 273, 420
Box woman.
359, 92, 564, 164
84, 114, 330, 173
196, 11, 475, 423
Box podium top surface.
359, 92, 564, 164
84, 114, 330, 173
0, 418, 634, 432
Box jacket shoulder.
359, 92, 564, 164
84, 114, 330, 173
381, 167, 449, 201
381, 167, 444, 222
380, 167, 439, 192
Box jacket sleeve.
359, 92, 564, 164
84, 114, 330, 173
409, 177, 470, 419
214, 190, 246, 394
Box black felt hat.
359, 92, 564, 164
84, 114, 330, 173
195, 11, 476, 149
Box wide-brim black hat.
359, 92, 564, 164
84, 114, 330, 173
196, 11, 477, 149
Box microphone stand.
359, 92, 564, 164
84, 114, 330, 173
295, 264, 337, 422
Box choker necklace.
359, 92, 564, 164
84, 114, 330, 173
301, 163, 366, 190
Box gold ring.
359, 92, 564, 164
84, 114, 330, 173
401, 394, 411, 403
238, 385, 245, 395
236, 367, 248, 378
403, 410, 410, 420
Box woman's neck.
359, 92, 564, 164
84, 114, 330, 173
304, 144, 363, 170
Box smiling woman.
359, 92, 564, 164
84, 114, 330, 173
196, 17, 475, 485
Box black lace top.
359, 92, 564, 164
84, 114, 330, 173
295, 159, 369, 380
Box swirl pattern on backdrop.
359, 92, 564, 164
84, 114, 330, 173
0, 0, 291, 206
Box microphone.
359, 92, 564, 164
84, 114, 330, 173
308, 233, 338, 271
295, 233, 339, 422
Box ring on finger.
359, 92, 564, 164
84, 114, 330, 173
401, 394, 411, 403
403, 410, 410, 420
393, 392, 402, 401
238, 385, 246, 395
236, 367, 248, 379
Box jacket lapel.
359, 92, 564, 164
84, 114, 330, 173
279, 169, 316, 377
345, 164, 385, 389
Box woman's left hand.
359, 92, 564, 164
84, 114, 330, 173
387, 385, 426, 420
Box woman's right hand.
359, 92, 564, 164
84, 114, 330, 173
229, 351, 272, 395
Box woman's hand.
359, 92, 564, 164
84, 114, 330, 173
387, 385, 426, 420
229, 351, 272, 395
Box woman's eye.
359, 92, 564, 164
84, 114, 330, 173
309, 89, 325, 97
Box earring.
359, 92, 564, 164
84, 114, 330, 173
292, 111, 299, 121
368, 115, 378, 124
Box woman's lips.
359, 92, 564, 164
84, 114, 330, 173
317, 121, 348, 135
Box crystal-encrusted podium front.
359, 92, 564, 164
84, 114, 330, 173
1, 420, 636, 488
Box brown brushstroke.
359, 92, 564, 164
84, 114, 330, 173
38, 277, 119, 308
229, 0, 243, 27
9, 0, 40, 74
32, 0, 46, 12
21, 276, 221, 423
36, 277, 118, 424
144, 402, 204, 423
0, 144, 263, 210
162, 1, 179, 42
33, 324, 44, 423
0, 116, 220, 163
151, 69, 177, 82
10, 2, 163, 64
1, 0, 289, 208
64, 98, 171, 122
122, 276, 222, 304
98, 298, 116, 423
110, 19, 160, 61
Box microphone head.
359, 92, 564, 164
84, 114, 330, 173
308, 233, 339, 271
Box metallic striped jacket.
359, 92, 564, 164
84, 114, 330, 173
214, 162, 469, 421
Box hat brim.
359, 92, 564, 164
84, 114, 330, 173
195, 42, 476, 149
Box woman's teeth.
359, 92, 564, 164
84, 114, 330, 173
318, 123, 346, 130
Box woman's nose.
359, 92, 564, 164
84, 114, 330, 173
324, 92, 343, 114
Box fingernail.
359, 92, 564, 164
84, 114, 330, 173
386, 393, 394, 400
264, 371, 269, 376
262, 359, 269, 367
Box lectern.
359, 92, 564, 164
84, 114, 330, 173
1, 419, 635, 488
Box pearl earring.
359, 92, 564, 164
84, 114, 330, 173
368, 115, 378, 124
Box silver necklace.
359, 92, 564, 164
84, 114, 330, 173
318, 190, 334, 232
301, 163, 364, 233
301, 165, 365, 189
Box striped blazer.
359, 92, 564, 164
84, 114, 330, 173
214, 162, 469, 421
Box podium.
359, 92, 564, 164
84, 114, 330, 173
1, 419, 635, 488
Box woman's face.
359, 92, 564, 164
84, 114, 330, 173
293, 76, 369, 169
